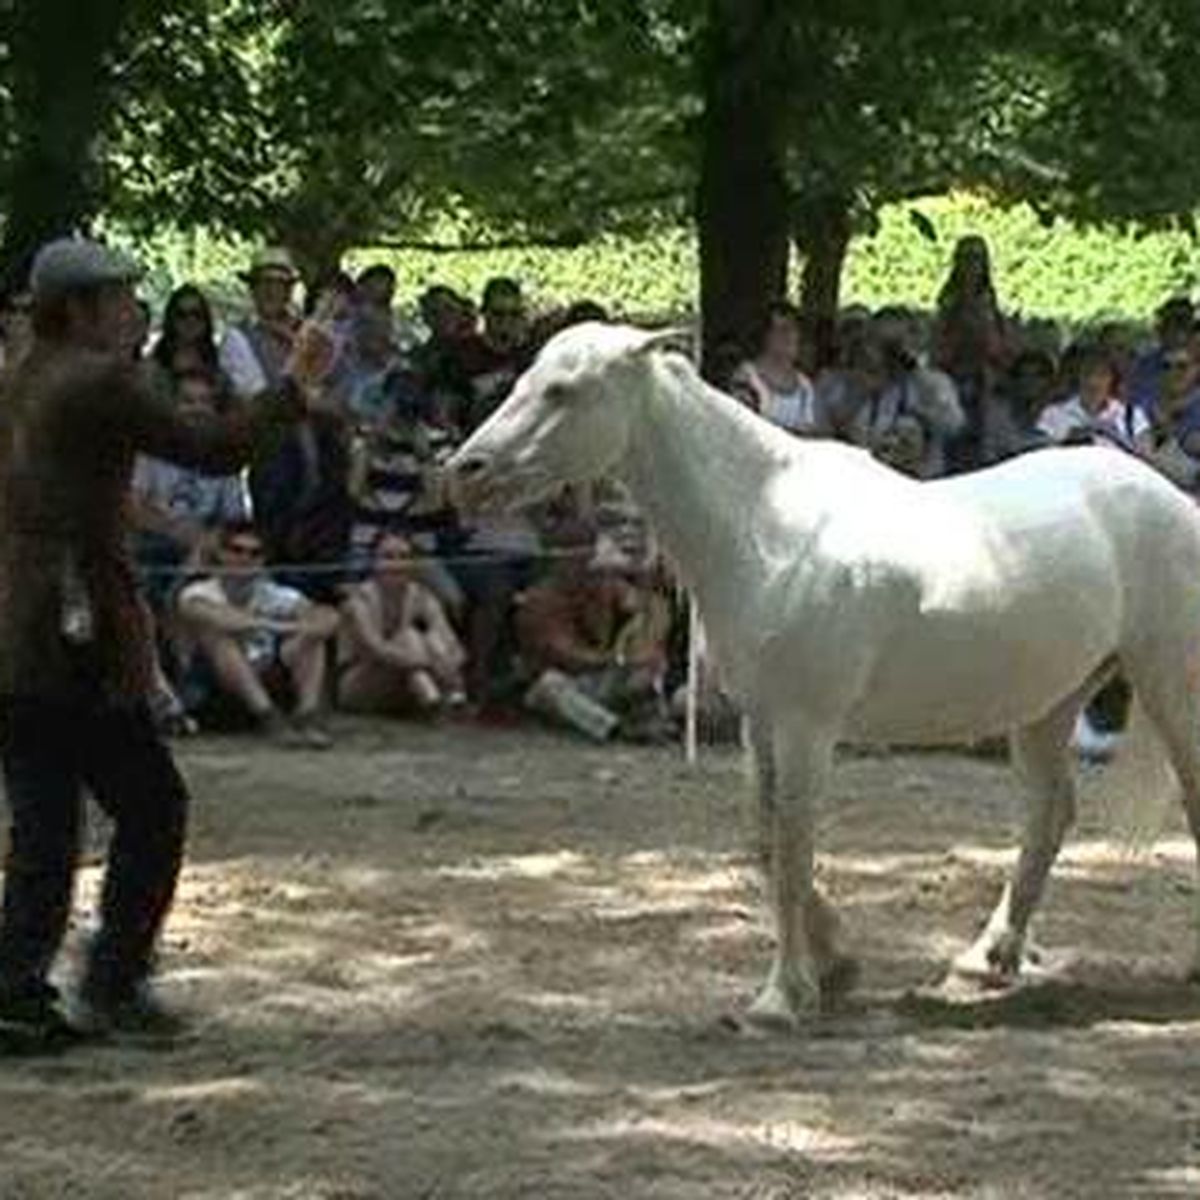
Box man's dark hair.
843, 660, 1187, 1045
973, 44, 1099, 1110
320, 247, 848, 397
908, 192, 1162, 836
752, 300, 803, 356
564, 299, 609, 326
482, 276, 522, 312
218, 518, 260, 544
31, 284, 104, 341
357, 263, 396, 289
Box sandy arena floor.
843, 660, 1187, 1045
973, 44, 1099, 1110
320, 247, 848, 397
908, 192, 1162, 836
1, 719, 1199, 1199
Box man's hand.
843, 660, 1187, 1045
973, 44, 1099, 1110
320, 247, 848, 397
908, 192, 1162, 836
286, 296, 341, 396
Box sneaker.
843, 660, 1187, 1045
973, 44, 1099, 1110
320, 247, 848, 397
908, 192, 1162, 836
0, 983, 86, 1056
257, 709, 319, 750
1073, 713, 1119, 763
291, 712, 334, 750
70, 980, 189, 1045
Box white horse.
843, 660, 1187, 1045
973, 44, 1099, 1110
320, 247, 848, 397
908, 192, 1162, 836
446, 323, 1200, 1029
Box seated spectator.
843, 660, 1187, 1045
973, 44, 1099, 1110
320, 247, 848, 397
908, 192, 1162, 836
515, 530, 672, 742
1036, 347, 1148, 448
152, 284, 224, 387
337, 532, 466, 716
855, 311, 964, 477
987, 349, 1057, 462
729, 302, 825, 436
176, 521, 339, 748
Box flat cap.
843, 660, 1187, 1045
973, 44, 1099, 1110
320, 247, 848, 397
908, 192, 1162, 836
29, 238, 142, 300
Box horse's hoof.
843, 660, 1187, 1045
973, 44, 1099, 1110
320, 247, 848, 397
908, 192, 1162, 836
819, 955, 861, 1003
949, 942, 1020, 990
745, 984, 812, 1033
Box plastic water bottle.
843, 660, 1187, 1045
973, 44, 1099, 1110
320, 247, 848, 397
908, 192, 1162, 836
525, 669, 619, 742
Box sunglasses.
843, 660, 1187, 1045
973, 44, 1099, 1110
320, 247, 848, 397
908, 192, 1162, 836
223, 541, 264, 558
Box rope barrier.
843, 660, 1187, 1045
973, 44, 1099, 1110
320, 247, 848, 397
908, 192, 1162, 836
133, 541, 655, 578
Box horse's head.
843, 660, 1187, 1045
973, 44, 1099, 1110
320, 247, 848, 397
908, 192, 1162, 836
446, 322, 687, 513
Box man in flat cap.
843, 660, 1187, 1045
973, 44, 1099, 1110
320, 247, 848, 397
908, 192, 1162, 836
0, 238, 330, 1052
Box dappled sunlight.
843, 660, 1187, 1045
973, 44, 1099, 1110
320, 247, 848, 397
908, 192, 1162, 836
7, 729, 1200, 1197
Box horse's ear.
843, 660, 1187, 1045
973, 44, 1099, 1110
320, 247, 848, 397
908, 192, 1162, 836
628, 326, 694, 359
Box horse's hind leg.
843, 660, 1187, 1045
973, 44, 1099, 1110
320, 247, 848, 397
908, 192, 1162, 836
953, 691, 1081, 983
1121, 651, 1200, 982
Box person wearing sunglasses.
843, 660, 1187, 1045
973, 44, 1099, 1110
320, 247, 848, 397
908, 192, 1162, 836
176, 520, 339, 749
151, 284, 223, 387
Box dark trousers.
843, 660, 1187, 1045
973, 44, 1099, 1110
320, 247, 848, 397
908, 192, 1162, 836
0, 684, 189, 999
1088, 675, 1132, 734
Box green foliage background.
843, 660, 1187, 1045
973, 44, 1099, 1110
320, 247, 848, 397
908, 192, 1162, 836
122, 192, 1200, 327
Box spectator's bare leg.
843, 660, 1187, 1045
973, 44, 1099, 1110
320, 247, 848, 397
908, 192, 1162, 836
196, 631, 275, 718
280, 633, 328, 717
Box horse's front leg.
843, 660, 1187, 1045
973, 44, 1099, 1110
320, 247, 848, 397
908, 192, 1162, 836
747, 725, 836, 1030
751, 715, 857, 1006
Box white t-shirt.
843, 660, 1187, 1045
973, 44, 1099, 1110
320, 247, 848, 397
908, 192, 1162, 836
1037, 395, 1148, 446
180, 575, 306, 664
132, 458, 249, 527
218, 327, 270, 399
732, 362, 820, 434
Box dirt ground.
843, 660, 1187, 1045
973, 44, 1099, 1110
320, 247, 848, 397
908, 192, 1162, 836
2, 718, 1199, 1199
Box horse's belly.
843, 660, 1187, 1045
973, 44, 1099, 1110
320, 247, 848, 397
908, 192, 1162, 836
843, 594, 1117, 744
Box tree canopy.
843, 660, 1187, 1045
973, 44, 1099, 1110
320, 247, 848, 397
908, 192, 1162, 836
2, 0, 1200, 346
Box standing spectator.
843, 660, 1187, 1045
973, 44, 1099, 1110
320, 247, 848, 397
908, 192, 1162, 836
219, 248, 301, 399
1128, 297, 1194, 419
248, 270, 356, 603
337, 532, 466, 716
356, 264, 397, 318
729, 302, 824, 436
130, 370, 251, 609
413, 285, 477, 433
933, 235, 1009, 472
177, 521, 339, 747
0, 237, 319, 1050
152, 284, 222, 385
0, 286, 33, 379
456, 277, 534, 435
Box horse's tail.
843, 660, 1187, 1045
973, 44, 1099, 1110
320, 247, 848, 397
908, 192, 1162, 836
1090, 697, 1180, 854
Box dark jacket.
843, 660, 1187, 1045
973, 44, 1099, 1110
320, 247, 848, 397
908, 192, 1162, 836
0, 342, 302, 700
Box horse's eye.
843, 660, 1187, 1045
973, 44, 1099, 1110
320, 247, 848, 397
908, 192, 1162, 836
543, 383, 570, 405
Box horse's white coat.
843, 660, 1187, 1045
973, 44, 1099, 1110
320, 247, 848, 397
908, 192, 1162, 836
448, 323, 1200, 1026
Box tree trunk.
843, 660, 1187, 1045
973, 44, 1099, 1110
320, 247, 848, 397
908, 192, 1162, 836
795, 193, 853, 370
695, 0, 791, 382
0, 0, 129, 289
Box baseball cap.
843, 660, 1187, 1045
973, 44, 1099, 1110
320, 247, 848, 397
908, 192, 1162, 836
29, 238, 142, 301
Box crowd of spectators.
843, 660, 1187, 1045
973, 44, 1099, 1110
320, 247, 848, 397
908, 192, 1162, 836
3, 233, 1199, 755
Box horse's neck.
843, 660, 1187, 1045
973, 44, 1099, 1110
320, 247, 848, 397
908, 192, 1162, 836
621, 358, 793, 609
